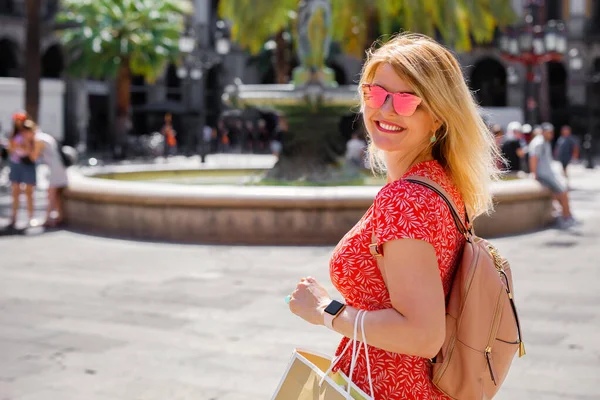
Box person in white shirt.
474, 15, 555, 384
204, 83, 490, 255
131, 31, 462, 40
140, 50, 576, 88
34, 129, 69, 227
345, 132, 366, 167
529, 122, 577, 229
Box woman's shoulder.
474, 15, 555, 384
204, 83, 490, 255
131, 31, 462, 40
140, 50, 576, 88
378, 160, 454, 196
376, 178, 433, 206
375, 160, 464, 218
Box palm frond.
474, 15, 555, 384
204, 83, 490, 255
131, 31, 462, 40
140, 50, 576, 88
56, 0, 190, 80
219, 0, 297, 54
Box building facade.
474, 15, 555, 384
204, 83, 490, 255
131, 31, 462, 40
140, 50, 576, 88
459, 0, 600, 135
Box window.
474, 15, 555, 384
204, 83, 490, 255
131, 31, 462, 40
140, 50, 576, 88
511, 0, 525, 17
546, 0, 563, 20
570, 0, 587, 16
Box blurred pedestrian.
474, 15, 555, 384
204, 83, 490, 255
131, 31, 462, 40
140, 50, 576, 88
7, 117, 41, 228
244, 120, 255, 153
491, 124, 505, 171
270, 116, 286, 158
554, 125, 579, 179
161, 113, 177, 157
582, 133, 595, 169
519, 124, 533, 173
257, 119, 269, 152
200, 124, 212, 163
529, 122, 577, 228
502, 121, 525, 173
35, 128, 69, 228
216, 120, 230, 153
232, 119, 243, 152
345, 131, 366, 168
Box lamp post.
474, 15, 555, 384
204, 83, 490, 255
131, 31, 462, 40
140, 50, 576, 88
177, 20, 231, 161
498, 2, 567, 125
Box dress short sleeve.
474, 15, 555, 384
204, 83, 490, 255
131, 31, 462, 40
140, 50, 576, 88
373, 181, 442, 248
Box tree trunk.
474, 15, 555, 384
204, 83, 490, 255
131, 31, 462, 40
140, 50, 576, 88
363, 8, 379, 56
113, 58, 131, 156
25, 0, 41, 121
116, 58, 131, 118
274, 30, 290, 84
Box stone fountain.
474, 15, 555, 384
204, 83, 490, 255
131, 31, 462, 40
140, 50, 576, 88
222, 0, 360, 183
61, 0, 557, 244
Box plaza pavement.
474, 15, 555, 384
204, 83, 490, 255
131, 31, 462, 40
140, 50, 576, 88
0, 161, 599, 399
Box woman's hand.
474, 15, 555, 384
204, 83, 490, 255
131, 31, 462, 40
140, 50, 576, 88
288, 276, 331, 326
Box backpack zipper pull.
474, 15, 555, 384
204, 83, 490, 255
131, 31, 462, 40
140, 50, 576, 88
485, 346, 497, 386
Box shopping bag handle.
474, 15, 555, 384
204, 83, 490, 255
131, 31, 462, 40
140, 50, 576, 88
319, 310, 374, 399
347, 311, 374, 399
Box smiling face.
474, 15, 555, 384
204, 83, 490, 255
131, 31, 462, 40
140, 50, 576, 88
363, 63, 440, 160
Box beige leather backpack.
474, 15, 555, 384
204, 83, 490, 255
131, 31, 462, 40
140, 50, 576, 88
371, 176, 525, 400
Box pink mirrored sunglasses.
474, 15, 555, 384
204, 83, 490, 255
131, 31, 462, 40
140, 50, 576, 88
361, 84, 422, 116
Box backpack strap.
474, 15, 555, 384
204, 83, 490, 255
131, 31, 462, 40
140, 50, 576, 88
369, 175, 472, 258
405, 176, 472, 239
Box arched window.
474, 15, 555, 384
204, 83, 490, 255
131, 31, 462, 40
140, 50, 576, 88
0, 38, 19, 77
546, 0, 563, 20
41, 44, 64, 78
469, 58, 507, 107
165, 64, 182, 102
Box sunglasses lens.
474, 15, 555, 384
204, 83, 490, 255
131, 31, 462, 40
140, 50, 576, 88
392, 93, 422, 116
362, 85, 387, 109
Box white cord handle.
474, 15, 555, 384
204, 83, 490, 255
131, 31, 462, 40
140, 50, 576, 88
318, 310, 374, 399
319, 310, 363, 387
346, 311, 374, 399
361, 311, 374, 398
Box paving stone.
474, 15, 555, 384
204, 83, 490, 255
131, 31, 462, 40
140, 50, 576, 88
1, 163, 599, 399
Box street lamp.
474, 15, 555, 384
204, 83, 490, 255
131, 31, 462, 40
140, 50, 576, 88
176, 20, 231, 160
498, 8, 567, 124
177, 29, 203, 81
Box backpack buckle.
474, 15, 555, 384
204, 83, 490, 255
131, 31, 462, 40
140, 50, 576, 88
369, 243, 383, 257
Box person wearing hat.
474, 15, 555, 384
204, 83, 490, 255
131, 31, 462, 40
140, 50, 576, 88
520, 123, 533, 173
529, 122, 577, 228
502, 121, 525, 173
7, 114, 41, 229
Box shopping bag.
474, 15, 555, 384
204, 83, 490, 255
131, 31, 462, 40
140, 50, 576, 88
271, 349, 372, 400
272, 310, 374, 400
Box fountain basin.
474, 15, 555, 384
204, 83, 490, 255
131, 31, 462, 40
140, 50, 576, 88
64, 164, 555, 244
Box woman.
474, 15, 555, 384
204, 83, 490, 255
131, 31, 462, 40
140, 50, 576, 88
35, 128, 69, 227
8, 116, 41, 228
287, 34, 502, 399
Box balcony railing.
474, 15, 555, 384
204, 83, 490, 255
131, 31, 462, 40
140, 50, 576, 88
0, 0, 59, 20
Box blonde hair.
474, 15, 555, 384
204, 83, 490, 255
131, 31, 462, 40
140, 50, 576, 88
359, 33, 502, 218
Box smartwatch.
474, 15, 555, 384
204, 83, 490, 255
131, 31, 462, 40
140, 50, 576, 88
323, 300, 346, 330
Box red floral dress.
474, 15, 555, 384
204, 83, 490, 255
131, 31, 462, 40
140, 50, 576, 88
329, 160, 466, 400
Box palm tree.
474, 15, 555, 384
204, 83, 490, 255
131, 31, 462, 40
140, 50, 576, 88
219, 0, 298, 84
25, 0, 41, 121
56, 0, 192, 147
220, 0, 516, 83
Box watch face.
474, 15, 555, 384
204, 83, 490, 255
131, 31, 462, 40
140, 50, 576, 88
325, 300, 345, 316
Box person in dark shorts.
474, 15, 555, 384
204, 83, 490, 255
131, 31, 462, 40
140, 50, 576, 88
7, 116, 41, 229
502, 121, 525, 173
554, 125, 579, 180
529, 123, 578, 228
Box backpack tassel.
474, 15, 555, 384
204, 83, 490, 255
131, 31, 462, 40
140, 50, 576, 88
519, 341, 526, 358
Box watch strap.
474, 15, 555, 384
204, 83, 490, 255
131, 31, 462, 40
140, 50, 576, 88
324, 301, 345, 330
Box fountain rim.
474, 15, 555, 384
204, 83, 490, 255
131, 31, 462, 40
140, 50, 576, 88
66, 165, 551, 210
